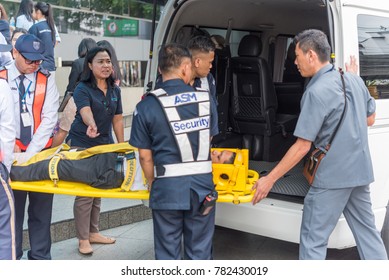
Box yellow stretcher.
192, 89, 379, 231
10, 144, 258, 204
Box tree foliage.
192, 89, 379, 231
3, 0, 162, 35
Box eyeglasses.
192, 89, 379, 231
21, 54, 43, 65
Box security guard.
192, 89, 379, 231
130, 43, 218, 260
188, 35, 217, 107
3, 34, 59, 260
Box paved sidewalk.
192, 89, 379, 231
21, 193, 361, 260
47, 219, 155, 260
21, 194, 152, 256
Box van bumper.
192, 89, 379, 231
215, 198, 387, 249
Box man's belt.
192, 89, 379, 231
155, 161, 212, 178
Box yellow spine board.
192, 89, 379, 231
10, 145, 258, 203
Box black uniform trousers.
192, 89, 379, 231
13, 190, 53, 260
152, 190, 215, 260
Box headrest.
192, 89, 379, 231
238, 35, 262, 57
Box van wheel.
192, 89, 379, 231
382, 200, 389, 257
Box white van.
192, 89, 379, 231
144, 0, 389, 252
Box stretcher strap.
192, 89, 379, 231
120, 152, 136, 192
228, 150, 243, 186
48, 155, 61, 187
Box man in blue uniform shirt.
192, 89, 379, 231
251, 29, 387, 260
154, 36, 218, 125
188, 35, 217, 105
130, 43, 218, 260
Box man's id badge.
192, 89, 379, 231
21, 112, 32, 127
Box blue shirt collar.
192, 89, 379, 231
307, 63, 334, 88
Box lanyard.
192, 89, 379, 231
15, 79, 32, 113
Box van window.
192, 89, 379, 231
358, 14, 389, 99
272, 35, 303, 83
205, 28, 250, 57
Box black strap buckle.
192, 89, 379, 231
156, 165, 166, 176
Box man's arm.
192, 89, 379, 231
367, 112, 376, 126
138, 148, 154, 189
252, 138, 312, 205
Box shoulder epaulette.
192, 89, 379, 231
147, 88, 168, 97
38, 67, 51, 78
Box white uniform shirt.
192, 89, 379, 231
5, 61, 59, 160
0, 79, 15, 172
15, 14, 34, 31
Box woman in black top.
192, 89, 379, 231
67, 46, 124, 255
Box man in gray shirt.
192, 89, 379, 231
252, 29, 387, 260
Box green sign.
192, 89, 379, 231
103, 19, 139, 37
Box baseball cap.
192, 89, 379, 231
15, 34, 45, 61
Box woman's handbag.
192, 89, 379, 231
303, 69, 347, 185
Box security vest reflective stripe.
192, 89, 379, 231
149, 88, 212, 178
0, 69, 52, 151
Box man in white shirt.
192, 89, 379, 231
1, 34, 59, 260
0, 40, 16, 260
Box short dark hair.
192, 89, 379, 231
294, 29, 331, 63
187, 35, 216, 54
158, 43, 191, 74
78, 38, 97, 58
97, 40, 122, 83
81, 46, 115, 88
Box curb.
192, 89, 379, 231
22, 204, 152, 251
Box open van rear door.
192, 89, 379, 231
336, 0, 389, 254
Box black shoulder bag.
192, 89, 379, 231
303, 69, 347, 185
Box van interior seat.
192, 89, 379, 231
274, 82, 304, 115
229, 34, 298, 161
230, 34, 276, 135
230, 35, 298, 135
